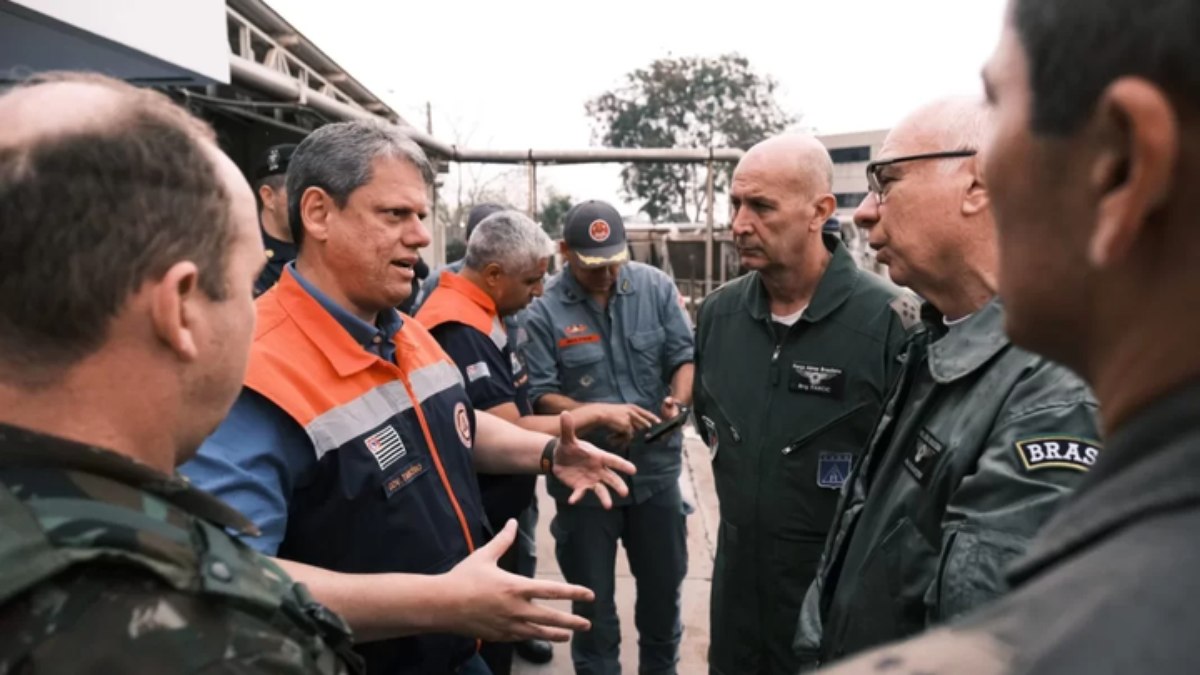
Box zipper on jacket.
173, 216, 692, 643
396, 368, 477, 553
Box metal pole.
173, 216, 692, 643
430, 180, 443, 266
527, 159, 538, 219
704, 153, 715, 295
426, 103, 444, 267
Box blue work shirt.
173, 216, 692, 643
522, 261, 694, 505
181, 263, 404, 554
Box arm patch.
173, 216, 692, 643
1014, 436, 1101, 472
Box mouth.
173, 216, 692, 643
390, 256, 417, 272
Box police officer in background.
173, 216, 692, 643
252, 142, 298, 296
523, 199, 695, 674
693, 134, 914, 675
0, 72, 357, 673
796, 97, 1099, 668
821, 1, 1200, 672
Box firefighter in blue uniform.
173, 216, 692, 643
523, 200, 696, 675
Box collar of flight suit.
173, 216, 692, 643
745, 233, 859, 324
924, 296, 1010, 384
0, 422, 260, 536
556, 262, 637, 305
1006, 378, 1200, 586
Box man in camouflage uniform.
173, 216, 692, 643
0, 72, 358, 673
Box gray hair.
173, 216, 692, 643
287, 118, 434, 245
464, 210, 554, 273
918, 97, 991, 175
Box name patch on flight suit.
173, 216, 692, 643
789, 363, 845, 398
1015, 437, 1101, 472
817, 452, 854, 489
383, 457, 429, 498
904, 427, 944, 486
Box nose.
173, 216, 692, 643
532, 280, 545, 298
730, 204, 754, 236
853, 193, 881, 231
406, 215, 432, 248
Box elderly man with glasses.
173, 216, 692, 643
792, 97, 1101, 670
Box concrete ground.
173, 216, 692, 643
514, 427, 717, 675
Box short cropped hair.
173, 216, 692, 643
1015, 0, 1200, 135
464, 210, 553, 273
0, 71, 233, 379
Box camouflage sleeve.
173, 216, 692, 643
926, 387, 1101, 623
0, 568, 349, 674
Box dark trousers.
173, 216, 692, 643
551, 483, 689, 675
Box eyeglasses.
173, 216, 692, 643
866, 150, 978, 204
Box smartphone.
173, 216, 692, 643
643, 405, 691, 443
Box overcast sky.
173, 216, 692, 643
264, 0, 1008, 217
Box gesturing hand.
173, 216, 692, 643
442, 519, 596, 642
551, 412, 638, 508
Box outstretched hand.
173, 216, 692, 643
443, 520, 595, 642
552, 412, 637, 508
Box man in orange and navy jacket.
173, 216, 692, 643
417, 210, 663, 674
182, 120, 636, 675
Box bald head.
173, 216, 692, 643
737, 134, 834, 193
883, 96, 990, 162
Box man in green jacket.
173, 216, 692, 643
693, 134, 917, 675
794, 97, 1101, 668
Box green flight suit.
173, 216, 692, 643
693, 235, 916, 675
794, 297, 1101, 668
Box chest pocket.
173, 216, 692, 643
777, 401, 875, 539
560, 342, 609, 398
628, 328, 666, 392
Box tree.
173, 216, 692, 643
538, 189, 572, 239
586, 53, 795, 223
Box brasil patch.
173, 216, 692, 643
1014, 436, 1101, 472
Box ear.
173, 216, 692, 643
1089, 77, 1178, 268
148, 261, 203, 362
299, 186, 335, 244
962, 157, 991, 217
258, 184, 275, 211
483, 262, 505, 287
558, 240, 571, 259
812, 193, 837, 230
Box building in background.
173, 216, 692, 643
820, 129, 888, 273
821, 129, 887, 218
